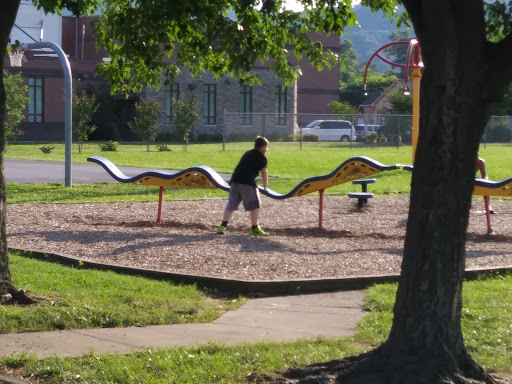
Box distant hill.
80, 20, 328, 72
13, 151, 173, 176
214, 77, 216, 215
343, 5, 413, 71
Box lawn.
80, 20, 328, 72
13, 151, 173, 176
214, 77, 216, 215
5, 142, 512, 202
1, 251, 244, 334
1, 141, 511, 382
1, 271, 510, 383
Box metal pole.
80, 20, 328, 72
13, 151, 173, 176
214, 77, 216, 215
22, 42, 72, 187
222, 109, 226, 151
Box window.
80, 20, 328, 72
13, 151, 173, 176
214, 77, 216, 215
240, 85, 252, 125
275, 86, 287, 125
28, 77, 43, 123
165, 83, 179, 124
203, 84, 216, 124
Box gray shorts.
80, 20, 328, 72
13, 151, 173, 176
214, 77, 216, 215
226, 183, 261, 211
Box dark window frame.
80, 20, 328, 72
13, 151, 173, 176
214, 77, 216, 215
240, 85, 252, 125
165, 83, 180, 124
203, 84, 216, 125
28, 77, 44, 123
275, 86, 287, 125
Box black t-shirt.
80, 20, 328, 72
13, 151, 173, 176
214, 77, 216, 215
230, 148, 267, 186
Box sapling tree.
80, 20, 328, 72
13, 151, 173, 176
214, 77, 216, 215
171, 92, 200, 151
72, 91, 98, 153
128, 98, 161, 151
4, 70, 28, 144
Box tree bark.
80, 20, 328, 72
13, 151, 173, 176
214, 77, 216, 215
0, 0, 21, 296
387, 2, 512, 379
266, 1, 512, 383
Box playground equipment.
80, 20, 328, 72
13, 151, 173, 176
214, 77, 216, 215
87, 156, 400, 229
363, 39, 422, 162
403, 165, 512, 234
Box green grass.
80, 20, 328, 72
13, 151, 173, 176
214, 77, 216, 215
1, 338, 362, 384
2, 273, 511, 383
6, 142, 512, 201
2, 251, 244, 333
355, 273, 512, 374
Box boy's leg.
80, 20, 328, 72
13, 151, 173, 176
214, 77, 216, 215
249, 208, 259, 226
223, 208, 234, 222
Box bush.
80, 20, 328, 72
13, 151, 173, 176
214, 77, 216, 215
365, 132, 378, 144
378, 136, 388, 144
303, 134, 320, 142
155, 144, 172, 151
99, 140, 120, 152
39, 146, 55, 154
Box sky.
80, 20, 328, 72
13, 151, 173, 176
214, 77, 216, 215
283, 0, 361, 11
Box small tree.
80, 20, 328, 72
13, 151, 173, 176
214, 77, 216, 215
73, 91, 98, 153
4, 70, 28, 144
381, 90, 413, 144
128, 98, 161, 151
172, 92, 200, 151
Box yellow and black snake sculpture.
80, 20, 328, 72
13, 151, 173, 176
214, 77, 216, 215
87, 155, 400, 199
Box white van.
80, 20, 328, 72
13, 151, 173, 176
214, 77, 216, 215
302, 120, 357, 142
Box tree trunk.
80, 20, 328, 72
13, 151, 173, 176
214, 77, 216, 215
386, 2, 512, 380
266, 1, 512, 383
0, 0, 21, 297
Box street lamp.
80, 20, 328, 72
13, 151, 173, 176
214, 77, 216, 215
363, 39, 423, 162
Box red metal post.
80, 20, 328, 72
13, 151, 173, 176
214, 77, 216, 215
157, 186, 164, 223
484, 196, 492, 234
319, 189, 324, 230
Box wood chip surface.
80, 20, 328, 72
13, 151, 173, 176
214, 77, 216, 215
6, 196, 512, 281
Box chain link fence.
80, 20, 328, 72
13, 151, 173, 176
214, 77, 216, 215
196, 112, 512, 150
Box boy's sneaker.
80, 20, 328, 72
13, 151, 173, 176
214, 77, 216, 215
217, 225, 227, 234
249, 226, 268, 236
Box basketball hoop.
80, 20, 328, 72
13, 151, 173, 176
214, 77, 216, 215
8, 50, 27, 67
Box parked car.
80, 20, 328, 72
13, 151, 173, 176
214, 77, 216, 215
355, 125, 381, 141
302, 120, 357, 142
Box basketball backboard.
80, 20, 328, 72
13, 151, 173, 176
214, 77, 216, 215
10, 2, 62, 47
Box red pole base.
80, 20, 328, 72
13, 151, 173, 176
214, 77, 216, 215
157, 186, 164, 223
319, 189, 324, 230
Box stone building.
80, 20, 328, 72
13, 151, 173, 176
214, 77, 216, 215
5, 3, 340, 141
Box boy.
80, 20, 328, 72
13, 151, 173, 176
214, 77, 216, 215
217, 136, 269, 235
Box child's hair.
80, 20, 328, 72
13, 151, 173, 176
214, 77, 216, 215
254, 136, 269, 149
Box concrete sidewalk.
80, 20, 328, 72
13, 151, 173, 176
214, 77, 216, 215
0, 290, 365, 360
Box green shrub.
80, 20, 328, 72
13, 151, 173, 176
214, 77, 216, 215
378, 136, 388, 144
99, 140, 120, 152
155, 144, 172, 151
39, 146, 55, 154
365, 132, 378, 144
303, 133, 320, 142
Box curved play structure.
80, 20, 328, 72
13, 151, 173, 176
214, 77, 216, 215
88, 156, 400, 228
403, 165, 512, 233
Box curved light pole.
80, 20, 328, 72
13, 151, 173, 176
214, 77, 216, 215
20, 42, 73, 187
363, 39, 423, 162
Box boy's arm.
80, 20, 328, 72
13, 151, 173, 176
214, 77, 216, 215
261, 167, 268, 190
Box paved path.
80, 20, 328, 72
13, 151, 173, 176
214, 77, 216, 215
4, 159, 164, 184
0, 290, 365, 359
